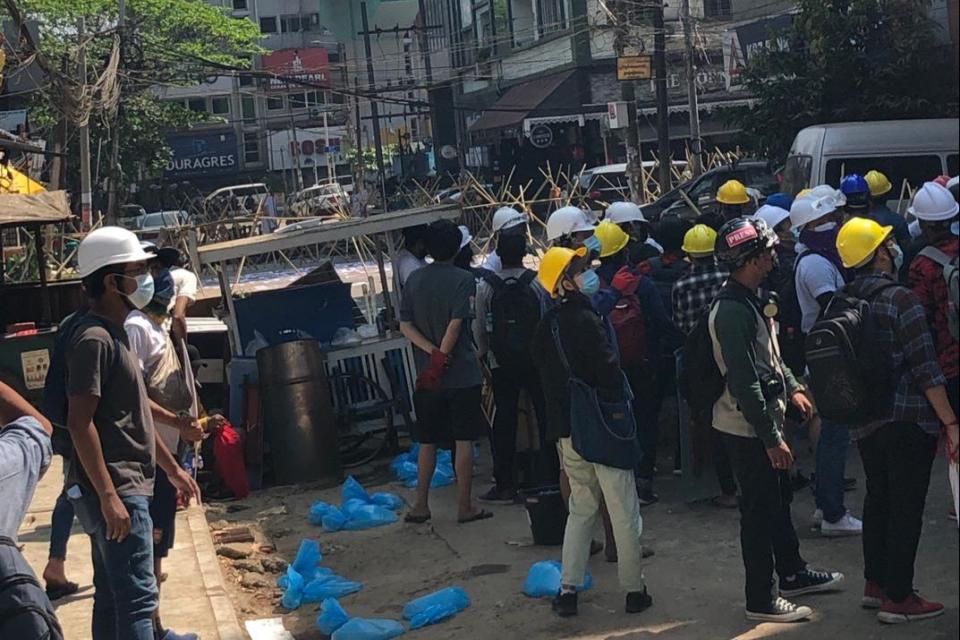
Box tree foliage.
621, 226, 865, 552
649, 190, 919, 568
3, 0, 263, 206
735, 0, 958, 163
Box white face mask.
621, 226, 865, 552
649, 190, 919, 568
951, 221, 959, 236
116, 273, 155, 310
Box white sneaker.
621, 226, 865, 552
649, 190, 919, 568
821, 512, 862, 537
812, 509, 823, 528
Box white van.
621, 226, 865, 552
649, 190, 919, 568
783, 119, 959, 197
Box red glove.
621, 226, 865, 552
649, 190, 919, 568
611, 266, 641, 296
416, 349, 450, 391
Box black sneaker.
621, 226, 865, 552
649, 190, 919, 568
478, 486, 516, 504
746, 597, 813, 622
552, 591, 578, 617
637, 482, 659, 506
626, 588, 653, 613
780, 568, 845, 597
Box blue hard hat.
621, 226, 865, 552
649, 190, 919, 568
840, 174, 870, 196
765, 192, 794, 211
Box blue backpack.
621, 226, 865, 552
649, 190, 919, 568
0, 536, 63, 640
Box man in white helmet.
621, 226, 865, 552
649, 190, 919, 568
480, 206, 528, 273
790, 193, 862, 538
605, 202, 661, 263
66, 227, 201, 640
547, 206, 600, 252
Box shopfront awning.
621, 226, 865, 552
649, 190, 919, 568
467, 70, 576, 134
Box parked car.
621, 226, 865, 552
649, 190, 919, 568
289, 183, 349, 218
784, 119, 959, 199
202, 183, 271, 221
640, 160, 780, 221
579, 161, 689, 210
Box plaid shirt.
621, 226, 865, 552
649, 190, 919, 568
852, 273, 947, 440
908, 236, 959, 380
672, 261, 730, 334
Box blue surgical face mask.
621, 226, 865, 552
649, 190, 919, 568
576, 269, 600, 296
582, 234, 601, 254
951, 221, 959, 236
117, 273, 155, 310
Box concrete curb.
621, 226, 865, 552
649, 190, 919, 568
187, 507, 246, 640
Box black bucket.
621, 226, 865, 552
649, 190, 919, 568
521, 486, 568, 546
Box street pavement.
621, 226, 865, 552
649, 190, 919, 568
18, 457, 244, 640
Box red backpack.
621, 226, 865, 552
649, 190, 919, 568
610, 294, 647, 366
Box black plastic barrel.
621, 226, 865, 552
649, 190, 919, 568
521, 486, 568, 546
257, 340, 341, 484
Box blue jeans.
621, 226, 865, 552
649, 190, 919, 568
72, 492, 158, 640
48, 488, 75, 560
815, 419, 849, 523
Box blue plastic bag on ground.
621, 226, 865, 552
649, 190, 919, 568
332, 618, 405, 640
317, 598, 350, 635
402, 587, 470, 629
522, 561, 592, 598
370, 492, 404, 510
342, 476, 372, 504
281, 565, 305, 610
341, 499, 399, 530
322, 506, 349, 532
309, 501, 340, 526
392, 446, 455, 488
292, 540, 322, 576
302, 573, 364, 603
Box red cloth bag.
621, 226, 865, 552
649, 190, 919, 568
213, 421, 250, 499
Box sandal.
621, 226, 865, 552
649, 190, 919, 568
45, 581, 79, 601
404, 512, 431, 524
457, 509, 494, 524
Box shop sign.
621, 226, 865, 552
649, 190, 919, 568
165, 132, 238, 177
529, 124, 554, 148
262, 48, 329, 90
617, 55, 652, 81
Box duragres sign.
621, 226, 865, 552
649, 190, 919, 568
165, 132, 238, 177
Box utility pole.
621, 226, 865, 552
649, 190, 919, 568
105, 0, 125, 223
354, 76, 363, 185
614, 1, 642, 203
681, 0, 702, 176
360, 0, 396, 331
652, 1, 671, 191
415, 0, 438, 149
77, 17, 93, 230
287, 95, 304, 191
360, 1, 388, 208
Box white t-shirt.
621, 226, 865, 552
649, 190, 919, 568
794, 246, 845, 333
170, 267, 199, 307
124, 311, 180, 452
395, 249, 427, 287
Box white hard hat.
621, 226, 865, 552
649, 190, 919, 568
491, 207, 527, 232
605, 201, 647, 225
458, 225, 473, 249
908, 181, 960, 221
789, 195, 838, 230
754, 204, 791, 230
809, 184, 846, 209
546, 206, 596, 241
77, 226, 155, 278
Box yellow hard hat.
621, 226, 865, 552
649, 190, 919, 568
538, 246, 587, 298
796, 188, 813, 198
682, 224, 718, 257
864, 170, 893, 197
594, 220, 629, 258
836, 217, 893, 269
717, 179, 751, 205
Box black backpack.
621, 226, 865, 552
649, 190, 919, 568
42, 311, 122, 456
775, 249, 834, 374
0, 536, 63, 640
485, 270, 541, 369
804, 277, 899, 424
678, 288, 751, 413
